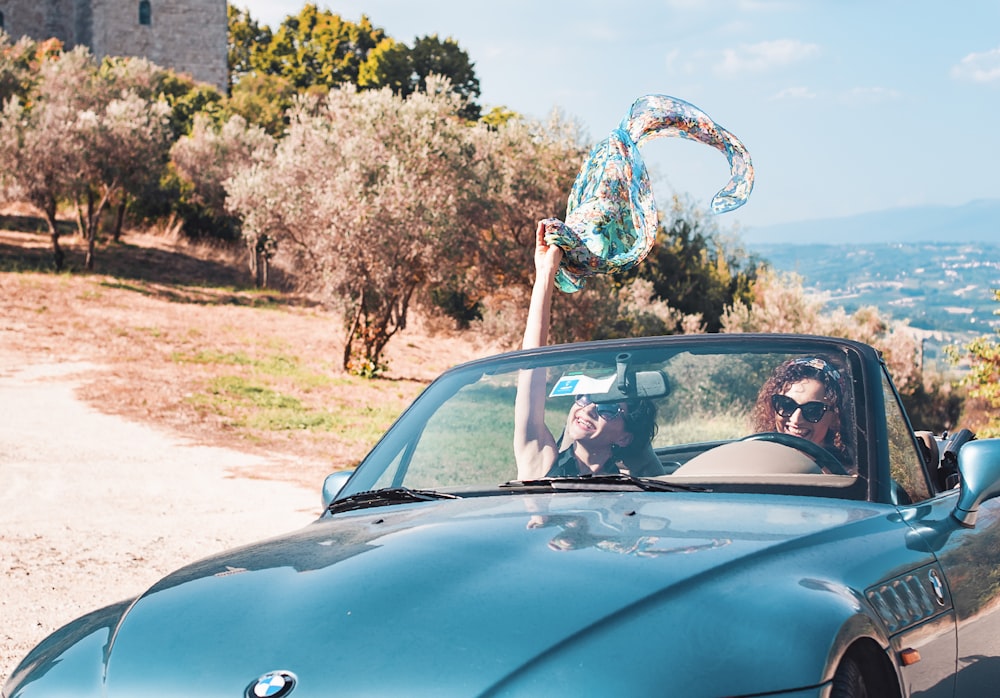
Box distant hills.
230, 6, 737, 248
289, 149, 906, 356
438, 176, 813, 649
744, 238, 999, 372
740, 198, 999, 365
739, 199, 999, 342
748, 238, 999, 330
743, 198, 1000, 245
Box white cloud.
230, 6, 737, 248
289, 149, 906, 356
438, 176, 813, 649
951, 47, 1000, 83
714, 39, 820, 77
841, 87, 902, 104
772, 86, 816, 100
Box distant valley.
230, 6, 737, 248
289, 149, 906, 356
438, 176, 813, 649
748, 241, 1000, 336
742, 201, 999, 371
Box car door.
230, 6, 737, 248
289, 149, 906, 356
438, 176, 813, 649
882, 371, 1000, 696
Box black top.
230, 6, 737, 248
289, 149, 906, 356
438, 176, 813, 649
546, 446, 621, 477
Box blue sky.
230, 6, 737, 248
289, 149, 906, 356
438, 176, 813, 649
240, 0, 1000, 237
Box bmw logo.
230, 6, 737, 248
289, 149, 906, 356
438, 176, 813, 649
928, 568, 946, 606
246, 670, 298, 698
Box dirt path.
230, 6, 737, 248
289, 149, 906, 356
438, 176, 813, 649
0, 354, 322, 684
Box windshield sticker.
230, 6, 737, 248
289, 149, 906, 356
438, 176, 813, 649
550, 373, 617, 397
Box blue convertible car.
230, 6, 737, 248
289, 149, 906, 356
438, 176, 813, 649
6, 333, 1000, 697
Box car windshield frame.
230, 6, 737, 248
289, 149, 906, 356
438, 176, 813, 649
335, 334, 877, 504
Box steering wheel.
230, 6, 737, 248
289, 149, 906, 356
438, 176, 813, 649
739, 432, 848, 475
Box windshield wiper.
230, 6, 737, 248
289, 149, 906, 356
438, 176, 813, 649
327, 487, 460, 514
501, 474, 709, 493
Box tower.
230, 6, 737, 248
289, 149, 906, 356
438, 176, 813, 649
0, 0, 227, 92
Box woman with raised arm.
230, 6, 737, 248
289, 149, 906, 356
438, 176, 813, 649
513, 223, 657, 480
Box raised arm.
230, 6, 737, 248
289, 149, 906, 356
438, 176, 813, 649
513, 223, 563, 479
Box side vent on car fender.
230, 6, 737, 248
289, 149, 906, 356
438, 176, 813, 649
866, 566, 952, 634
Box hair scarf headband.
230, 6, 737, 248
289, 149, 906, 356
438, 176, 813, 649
541, 94, 755, 293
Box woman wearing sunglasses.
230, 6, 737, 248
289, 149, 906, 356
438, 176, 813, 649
750, 356, 851, 471
514, 223, 658, 480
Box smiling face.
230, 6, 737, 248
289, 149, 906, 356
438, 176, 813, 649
773, 378, 836, 446
566, 397, 634, 451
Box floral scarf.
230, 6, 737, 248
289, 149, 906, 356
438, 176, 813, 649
542, 94, 755, 293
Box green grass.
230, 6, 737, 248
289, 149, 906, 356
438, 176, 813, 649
172, 349, 254, 365
198, 375, 336, 431
393, 383, 520, 488
656, 410, 748, 446
174, 347, 390, 437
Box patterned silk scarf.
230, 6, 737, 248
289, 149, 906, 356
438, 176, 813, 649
542, 94, 755, 293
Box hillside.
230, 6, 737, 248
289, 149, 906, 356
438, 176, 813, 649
743, 198, 1000, 245
0, 226, 490, 491
749, 241, 1000, 334
738, 200, 999, 349
3, 217, 995, 478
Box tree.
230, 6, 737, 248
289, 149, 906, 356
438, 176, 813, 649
226, 72, 295, 136
407, 35, 481, 120
357, 37, 412, 95
480, 105, 520, 130
95, 56, 181, 243
171, 113, 275, 281
0, 35, 52, 106
953, 289, 1000, 437
474, 111, 586, 287
227, 4, 273, 92
359, 34, 482, 120
96, 59, 227, 241
230, 6, 483, 120
254, 6, 386, 91
75, 90, 172, 268
0, 46, 97, 270
620, 197, 762, 333
226, 80, 487, 375
454, 109, 587, 334
153, 71, 224, 139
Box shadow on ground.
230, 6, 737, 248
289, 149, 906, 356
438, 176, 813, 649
0, 218, 299, 307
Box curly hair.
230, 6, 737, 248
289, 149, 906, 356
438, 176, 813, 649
750, 356, 850, 465
617, 397, 659, 458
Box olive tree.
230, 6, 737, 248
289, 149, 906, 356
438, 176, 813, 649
439, 109, 587, 335
0, 47, 97, 269
74, 90, 172, 267
0, 34, 43, 106
227, 79, 488, 375
171, 113, 275, 283
952, 289, 1000, 436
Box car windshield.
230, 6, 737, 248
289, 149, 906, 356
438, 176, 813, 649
339, 337, 867, 501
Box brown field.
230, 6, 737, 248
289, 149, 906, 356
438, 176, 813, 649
0, 217, 494, 490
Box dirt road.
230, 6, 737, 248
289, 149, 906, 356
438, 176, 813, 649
0, 354, 322, 684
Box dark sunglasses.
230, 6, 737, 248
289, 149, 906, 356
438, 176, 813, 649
574, 394, 625, 421
771, 394, 830, 423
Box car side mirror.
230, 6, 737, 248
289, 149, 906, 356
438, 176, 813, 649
952, 439, 1000, 528
322, 470, 355, 509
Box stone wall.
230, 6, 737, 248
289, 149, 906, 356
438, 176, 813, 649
0, 0, 227, 92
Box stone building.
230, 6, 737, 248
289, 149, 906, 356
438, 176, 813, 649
0, 0, 227, 92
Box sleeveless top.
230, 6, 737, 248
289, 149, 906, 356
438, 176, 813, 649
545, 447, 621, 477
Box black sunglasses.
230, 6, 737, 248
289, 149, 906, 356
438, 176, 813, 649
771, 394, 830, 423
574, 395, 625, 421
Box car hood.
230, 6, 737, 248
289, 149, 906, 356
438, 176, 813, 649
11, 492, 901, 697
